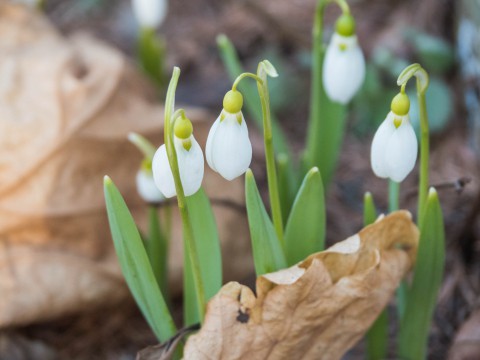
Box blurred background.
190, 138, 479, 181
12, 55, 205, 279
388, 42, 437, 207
1, 0, 480, 359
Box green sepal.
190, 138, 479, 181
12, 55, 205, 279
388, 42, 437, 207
284, 167, 325, 266
245, 169, 287, 276
183, 188, 222, 325
103, 176, 176, 342
398, 188, 445, 359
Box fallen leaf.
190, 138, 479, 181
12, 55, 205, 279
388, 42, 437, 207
184, 211, 419, 359
0, 3, 250, 328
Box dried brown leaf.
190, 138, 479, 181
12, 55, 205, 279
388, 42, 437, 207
0, 4, 250, 328
184, 211, 419, 359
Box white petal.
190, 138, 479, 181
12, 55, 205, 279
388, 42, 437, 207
371, 112, 396, 178
152, 144, 176, 198
206, 115, 221, 172
132, 0, 167, 28
152, 137, 204, 198
323, 33, 366, 104
174, 135, 204, 196
209, 112, 252, 181
385, 117, 418, 182
136, 170, 164, 202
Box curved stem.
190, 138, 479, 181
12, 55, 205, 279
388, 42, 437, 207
256, 62, 285, 245
232, 73, 263, 91
128, 132, 156, 160
397, 64, 430, 219
164, 68, 206, 322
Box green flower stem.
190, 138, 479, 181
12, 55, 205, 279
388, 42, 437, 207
164, 68, 206, 322
388, 180, 400, 213
305, 0, 350, 189
256, 62, 284, 244
389, 180, 408, 319
128, 133, 156, 160
232, 64, 284, 245
397, 64, 430, 219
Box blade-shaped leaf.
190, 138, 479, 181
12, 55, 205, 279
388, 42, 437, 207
277, 153, 299, 226
245, 169, 287, 276
284, 167, 325, 265
147, 206, 169, 299
184, 188, 222, 325
104, 176, 176, 341
398, 188, 445, 359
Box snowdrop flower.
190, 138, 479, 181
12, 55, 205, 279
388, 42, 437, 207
132, 0, 167, 29
152, 114, 204, 198
371, 91, 418, 182
323, 14, 365, 104
128, 133, 165, 203
206, 90, 252, 181
136, 161, 165, 203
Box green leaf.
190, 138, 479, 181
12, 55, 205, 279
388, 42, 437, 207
245, 169, 287, 276
103, 176, 176, 342
398, 188, 445, 359
363, 192, 377, 226
147, 206, 169, 300
284, 167, 325, 265
216, 34, 290, 156
138, 28, 166, 92
183, 188, 222, 325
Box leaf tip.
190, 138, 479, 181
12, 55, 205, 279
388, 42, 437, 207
428, 187, 438, 200
216, 33, 228, 46
104, 175, 112, 185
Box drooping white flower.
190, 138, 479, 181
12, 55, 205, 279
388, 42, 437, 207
132, 0, 167, 29
152, 135, 204, 198
206, 90, 252, 181
371, 92, 418, 182
136, 168, 165, 203
323, 14, 365, 104
206, 111, 252, 181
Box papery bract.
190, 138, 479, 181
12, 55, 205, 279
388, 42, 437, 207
152, 135, 204, 198
323, 33, 365, 104
206, 111, 252, 181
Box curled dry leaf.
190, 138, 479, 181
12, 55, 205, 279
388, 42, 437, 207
184, 211, 419, 359
0, 4, 250, 328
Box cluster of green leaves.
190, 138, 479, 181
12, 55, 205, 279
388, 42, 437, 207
363, 189, 445, 360
104, 178, 222, 343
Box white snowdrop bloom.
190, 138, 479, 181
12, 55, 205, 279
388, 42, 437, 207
371, 92, 418, 182
323, 14, 365, 104
132, 0, 167, 29
152, 135, 204, 198
136, 169, 164, 203
206, 90, 252, 181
